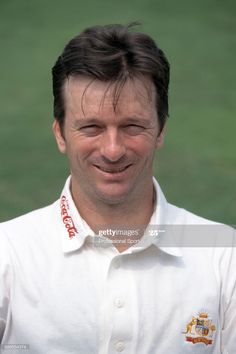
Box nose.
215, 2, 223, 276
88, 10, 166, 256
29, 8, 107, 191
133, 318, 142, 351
100, 128, 126, 162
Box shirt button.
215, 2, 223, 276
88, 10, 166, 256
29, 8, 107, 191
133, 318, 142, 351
114, 298, 124, 308
115, 341, 125, 352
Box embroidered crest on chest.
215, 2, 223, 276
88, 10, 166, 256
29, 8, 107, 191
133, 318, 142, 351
182, 312, 216, 346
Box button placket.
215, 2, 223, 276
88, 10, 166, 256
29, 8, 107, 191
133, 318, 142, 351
106, 255, 133, 354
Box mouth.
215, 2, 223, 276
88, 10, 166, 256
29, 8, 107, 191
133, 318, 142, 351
94, 164, 132, 174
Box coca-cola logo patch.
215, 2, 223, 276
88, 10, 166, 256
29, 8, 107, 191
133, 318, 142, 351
60, 195, 78, 239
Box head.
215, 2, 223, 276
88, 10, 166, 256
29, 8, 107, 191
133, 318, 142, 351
52, 24, 170, 206
52, 23, 170, 134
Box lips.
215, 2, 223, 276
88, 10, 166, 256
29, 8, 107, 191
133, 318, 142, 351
94, 164, 131, 174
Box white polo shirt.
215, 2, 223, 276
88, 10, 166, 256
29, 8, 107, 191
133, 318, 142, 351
0, 177, 236, 354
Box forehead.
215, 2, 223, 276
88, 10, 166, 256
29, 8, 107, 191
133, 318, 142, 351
63, 75, 156, 118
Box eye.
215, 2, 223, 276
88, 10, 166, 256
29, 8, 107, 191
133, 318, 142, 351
80, 125, 102, 136
124, 124, 145, 135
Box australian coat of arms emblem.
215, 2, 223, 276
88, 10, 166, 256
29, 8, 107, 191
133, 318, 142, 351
182, 312, 216, 345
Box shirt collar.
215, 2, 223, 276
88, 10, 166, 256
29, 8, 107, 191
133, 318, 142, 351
128, 178, 183, 257
58, 176, 182, 257
58, 176, 94, 253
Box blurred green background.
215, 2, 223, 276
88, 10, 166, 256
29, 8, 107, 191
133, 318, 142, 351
0, 0, 235, 224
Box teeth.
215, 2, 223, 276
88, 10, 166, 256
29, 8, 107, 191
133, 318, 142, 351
99, 166, 127, 173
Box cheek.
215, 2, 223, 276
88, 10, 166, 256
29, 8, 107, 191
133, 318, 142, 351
68, 141, 98, 164
128, 137, 157, 157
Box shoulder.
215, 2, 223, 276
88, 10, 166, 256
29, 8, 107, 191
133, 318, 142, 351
0, 201, 59, 231
166, 202, 236, 255
167, 202, 220, 225
0, 200, 60, 245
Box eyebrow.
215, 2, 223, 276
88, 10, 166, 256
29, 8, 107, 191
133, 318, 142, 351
73, 118, 102, 126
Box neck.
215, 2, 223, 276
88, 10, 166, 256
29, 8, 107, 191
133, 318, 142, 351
71, 181, 155, 252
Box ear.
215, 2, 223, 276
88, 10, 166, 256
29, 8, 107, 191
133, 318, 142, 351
156, 127, 165, 149
52, 120, 66, 154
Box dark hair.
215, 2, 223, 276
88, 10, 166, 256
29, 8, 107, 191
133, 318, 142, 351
52, 23, 170, 132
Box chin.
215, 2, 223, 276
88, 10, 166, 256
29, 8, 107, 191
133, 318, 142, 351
94, 188, 132, 205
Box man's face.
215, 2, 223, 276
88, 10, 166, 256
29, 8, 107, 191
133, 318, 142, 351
53, 76, 164, 205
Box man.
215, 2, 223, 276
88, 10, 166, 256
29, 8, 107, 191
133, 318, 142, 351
0, 23, 235, 354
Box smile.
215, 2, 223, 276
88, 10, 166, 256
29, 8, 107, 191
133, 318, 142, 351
94, 165, 131, 174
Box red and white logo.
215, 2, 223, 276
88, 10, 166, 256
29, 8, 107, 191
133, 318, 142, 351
60, 195, 78, 239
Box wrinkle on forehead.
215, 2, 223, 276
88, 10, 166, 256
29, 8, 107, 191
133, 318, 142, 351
64, 75, 156, 119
